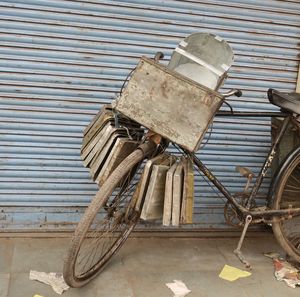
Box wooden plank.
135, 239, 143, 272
172, 162, 183, 226
180, 157, 194, 224
180, 158, 187, 224
135, 153, 175, 213
82, 106, 141, 154
97, 138, 139, 186
89, 131, 126, 179
134, 159, 153, 213
81, 118, 113, 159
81, 109, 114, 153
83, 124, 117, 167
140, 164, 169, 220
83, 104, 112, 137
163, 162, 178, 226
296, 63, 300, 93
81, 121, 113, 163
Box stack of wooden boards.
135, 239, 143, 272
81, 105, 195, 226
81, 105, 144, 185
138, 153, 194, 226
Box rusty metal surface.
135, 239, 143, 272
116, 57, 223, 152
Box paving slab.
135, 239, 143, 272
8, 272, 61, 297
126, 270, 251, 297
0, 239, 14, 273
8, 270, 132, 297
1, 236, 299, 297
0, 274, 10, 297
11, 238, 69, 273
120, 237, 225, 273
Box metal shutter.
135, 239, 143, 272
0, 0, 299, 230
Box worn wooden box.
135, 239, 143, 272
114, 57, 224, 152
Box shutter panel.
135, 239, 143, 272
0, 0, 299, 229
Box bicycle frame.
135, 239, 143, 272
187, 110, 300, 222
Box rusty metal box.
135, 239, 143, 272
114, 57, 224, 152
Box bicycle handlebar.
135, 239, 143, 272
154, 52, 164, 61
221, 89, 243, 98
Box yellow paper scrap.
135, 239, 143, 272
34, 295, 44, 297
219, 264, 251, 281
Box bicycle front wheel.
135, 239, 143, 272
63, 141, 156, 288
272, 153, 300, 263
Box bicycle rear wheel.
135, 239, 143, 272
63, 142, 156, 287
272, 153, 300, 263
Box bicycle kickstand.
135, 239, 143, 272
234, 215, 252, 269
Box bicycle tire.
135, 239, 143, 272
63, 141, 156, 288
272, 153, 300, 263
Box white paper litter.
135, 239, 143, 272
273, 260, 300, 288
166, 280, 191, 297
264, 253, 300, 289
29, 270, 70, 295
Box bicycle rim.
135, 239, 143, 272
63, 143, 155, 287
272, 155, 300, 262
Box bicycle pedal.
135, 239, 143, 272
235, 166, 255, 178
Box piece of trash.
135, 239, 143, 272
219, 264, 251, 281
264, 252, 300, 288
265, 254, 300, 288
29, 270, 70, 295
166, 280, 191, 297
33, 295, 44, 297
263, 252, 282, 260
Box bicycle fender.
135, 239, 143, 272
267, 145, 300, 207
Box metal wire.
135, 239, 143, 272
119, 67, 137, 97
199, 121, 214, 149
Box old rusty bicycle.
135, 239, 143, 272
63, 34, 300, 288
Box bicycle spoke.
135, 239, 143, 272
73, 162, 144, 279
284, 184, 300, 191
273, 155, 300, 262
77, 218, 111, 274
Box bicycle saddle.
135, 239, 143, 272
268, 88, 300, 115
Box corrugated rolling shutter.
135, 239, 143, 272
0, 0, 299, 230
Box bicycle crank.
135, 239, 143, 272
234, 215, 253, 269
